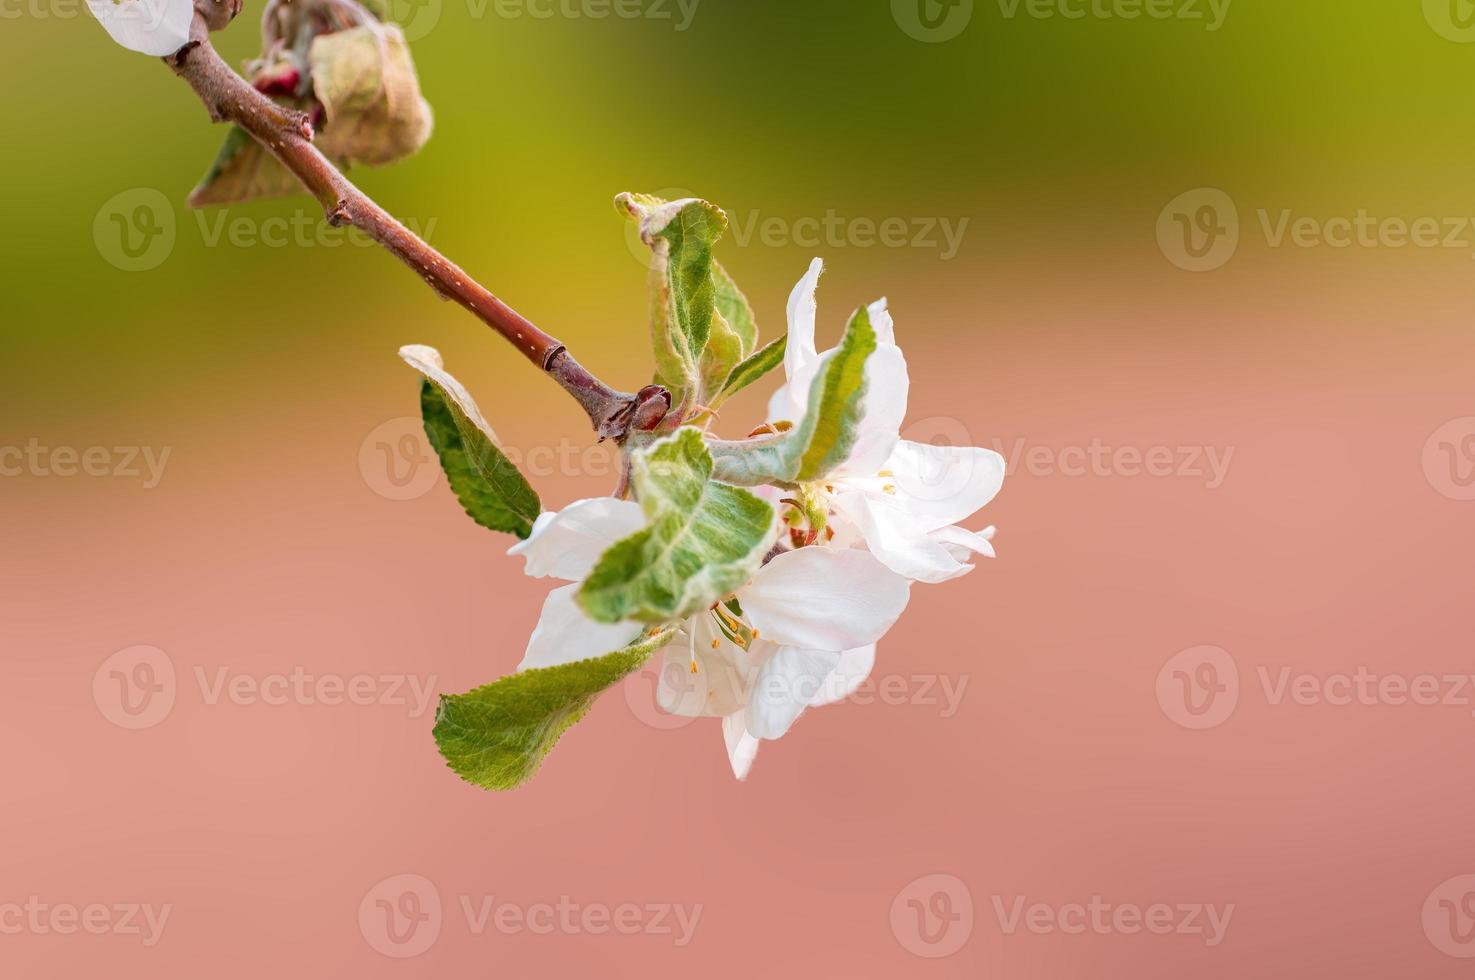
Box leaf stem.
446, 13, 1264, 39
165, 19, 653, 439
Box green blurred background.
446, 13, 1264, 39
10, 0, 1475, 434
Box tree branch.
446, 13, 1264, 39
166, 19, 662, 440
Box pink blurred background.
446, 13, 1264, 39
7, 289, 1475, 976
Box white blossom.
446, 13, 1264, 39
86, 0, 194, 56
508, 497, 911, 778
768, 257, 1006, 584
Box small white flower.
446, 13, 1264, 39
769, 257, 1006, 584
86, 0, 194, 57
508, 497, 911, 779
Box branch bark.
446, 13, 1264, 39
166, 19, 658, 439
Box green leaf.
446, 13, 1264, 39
699, 309, 745, 406
794, 304, 878, 481
400, 345, 541, 539
618, 194, 729, 407
714, 261, 758, 357
707, 305, 879, 487
578, 428, 777, 625
434, 628, 675, 791
712, 334, 787, 407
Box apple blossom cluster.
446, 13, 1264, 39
484, 257, 1005, 781
406, 198, 1005, 789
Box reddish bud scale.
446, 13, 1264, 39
253, 67, 301, 97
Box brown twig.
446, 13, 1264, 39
166, 18, 659, 439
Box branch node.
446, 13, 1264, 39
167, 40, 200, 69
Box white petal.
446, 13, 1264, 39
834, 343, 910, 478
890, 440, 1006, 532
507, 497, 646, 582
86, 0, 192, 56
746, 646, 840, 739
785, 258, 824, 379
767, 350, 822, 424
655, 617, 757, 718
741, 547, 911, 650
722, 712, 761, 780
809, 644, 877, 707
519, 584, 643, 671
931, 525, 997, 561
869, 297, 897, 346
767, 259, 826, 425
832, 490, 974, 585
